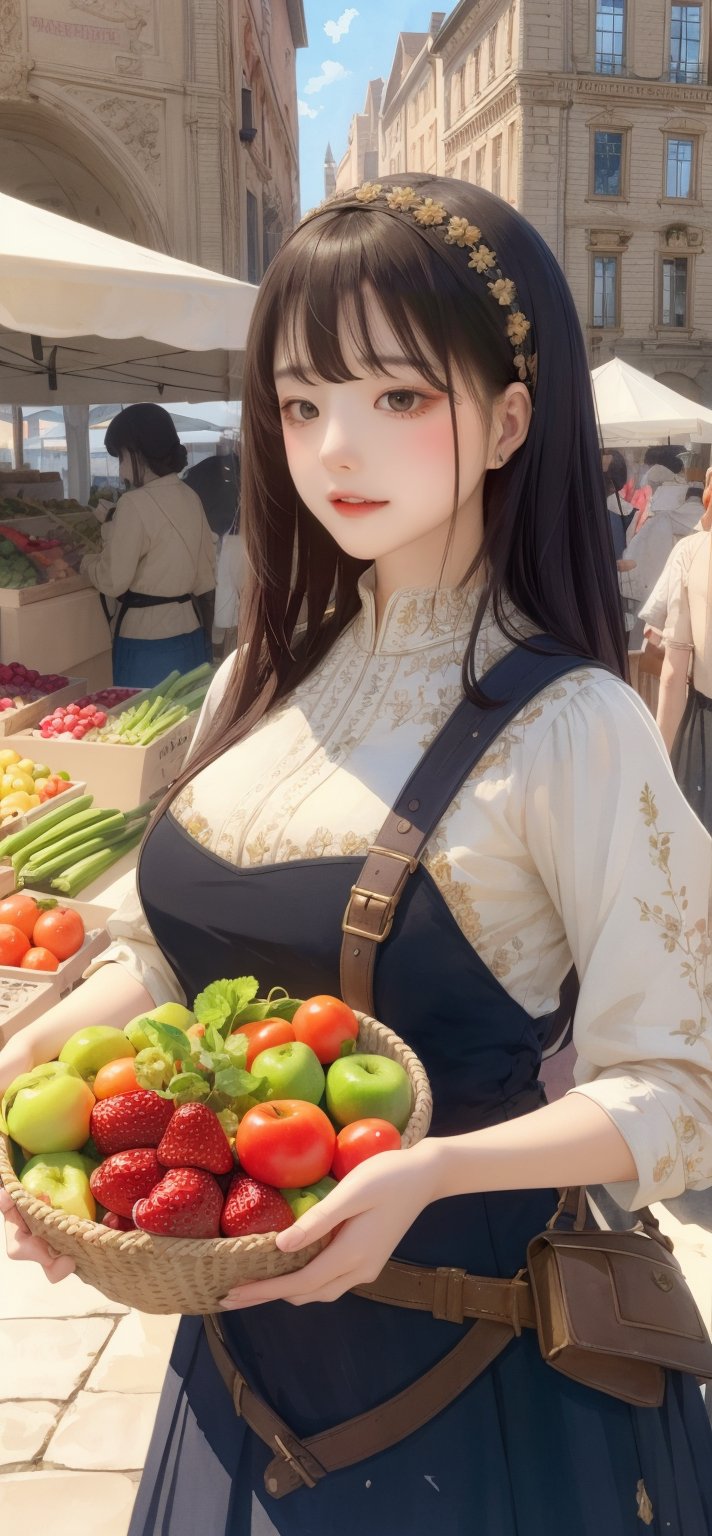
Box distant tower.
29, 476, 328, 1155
324, 142, 336, 199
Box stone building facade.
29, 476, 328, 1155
432, 0, 712, 404
0, 0, 306, 281
334, 77, 383, 193
380, 17, 446, 179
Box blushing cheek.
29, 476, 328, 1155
404, 416, 457, 482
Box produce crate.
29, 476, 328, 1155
0, 977, 58, 1047
0, 678, 87, 736
0, 712, 200, 809
0, 780, 88, 840
0, 892, 110, 1043
0, 573, 91, 608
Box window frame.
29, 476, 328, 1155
589, 126, 629, 200
669, 3, 705, 85
475, 144, 486, 186
658, 252, 692, 328
491, 133, 503, 196
590, 251, 621, 329
593, 0, 627, 76
488, 24, 497, 81
662, 130, 701, 201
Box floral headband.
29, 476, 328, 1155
299, 181, 537, 394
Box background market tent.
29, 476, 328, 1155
0, 192, 258, 406
591, 356, 712, 447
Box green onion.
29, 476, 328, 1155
50, 825, 147, 897
0, 794, 94, 857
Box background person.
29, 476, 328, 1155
80, 404, 216, 687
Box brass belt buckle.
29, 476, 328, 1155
342, 886, 396, 943
272, 1433, 319, 1490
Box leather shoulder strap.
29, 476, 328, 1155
340, 639, 607, 1013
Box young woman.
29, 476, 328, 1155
80, 404, 216, 687
3, 176, 712, 1534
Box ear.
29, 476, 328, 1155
487, 382, 532, 469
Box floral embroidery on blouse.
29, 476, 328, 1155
635, 785, 712, 1046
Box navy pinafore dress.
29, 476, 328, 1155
128, 646, 712, 1536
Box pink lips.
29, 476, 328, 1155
328, 495, 389, 517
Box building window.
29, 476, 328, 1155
665, 136, 695, 197
595, 0, 625, 75
475, 145, 486, 184
661, 255, 689, 325
492, 133, 503, 195
593, 130, 624, 195
474, 45, 481, 94
670, 6, 704, 84
508, 120, 518, 200
488, 25, 497, 80
461, 154, 471, 181
592, 254, 619, 327
246, 191, 260, 284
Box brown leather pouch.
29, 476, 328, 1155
527, 1190, 712, 1407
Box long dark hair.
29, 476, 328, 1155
163, 174, 626, 801
105, 403, 188, 485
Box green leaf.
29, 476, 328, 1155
134, 1046, 175, 1092
231, 996, 302, 1026
223, 1033, 249, 1069
214, 1066, 264, 1099
167, 1072, 210, 1104
193, 978, 260, 1035
137, 1019, 190, 1062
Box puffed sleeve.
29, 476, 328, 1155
524, 676, 712, 1210
82, 651, 240, 1003
662, 546, 694, 653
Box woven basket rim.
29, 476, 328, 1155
0, 1010, 432, 1264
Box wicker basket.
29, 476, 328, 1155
0, 1012, 432, 1315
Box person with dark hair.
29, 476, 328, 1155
80, 404, 216, 686
3, 177, 712, 1533
601, 447, 635, 561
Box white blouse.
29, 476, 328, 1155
89, 571, 712, 1211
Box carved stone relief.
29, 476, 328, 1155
0, 0, 21, 52
66, 88, 162, 184
0, 53, 35, 97
70, 0, 152, 55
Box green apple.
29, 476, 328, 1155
281, 1175, 337, 1219
59, 1026, 135, 1084
124, 1002, 195, 1053
325, 1054, 412, 1132
2, 1062, 95, 1155
20, 1150, 96, 1221
252, 1042, 325, 1106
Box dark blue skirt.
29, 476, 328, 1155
113, 628, 210, 688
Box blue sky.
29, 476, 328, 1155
297, 2, 440, 213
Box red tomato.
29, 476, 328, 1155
20, 946, 60, 973
236, 1100, 336, 1187
32, 907, 85, 961
93, 1057, 146, 1099
231, 1017, 296, 1070
0, 923, 31, 967
331, 1118, 401, 1181
0, 893, 40, 940
291, 995, 359, 1064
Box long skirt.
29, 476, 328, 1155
671, 686, 712, 834
112, 628, 211, 688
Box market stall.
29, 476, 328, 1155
591, 357, 712, 447
0, 192, 257, 685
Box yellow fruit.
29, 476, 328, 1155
0, 775, 15, 796
34, 778, 49, 793
0, 791, 32, 811
8, 773, 35, 796
27, 795, 40, 808
16, 759, 36, 776
0, 750, 20, 769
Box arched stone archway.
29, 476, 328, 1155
654, 370, 703, 403
0, 98, 167, 250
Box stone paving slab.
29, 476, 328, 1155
44, 1390, 162, 1471
86, 1309, 178, 1394
0, 1400, 59, 1469
0, 1470, 139, 1534
0, 1316, 115, 1399
0, 1252, 128, 1320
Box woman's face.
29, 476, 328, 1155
274, 290, 530, 580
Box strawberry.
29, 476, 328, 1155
157, 1103, 234, 1175
90, 1091, 174, 1156
90, 1149, 163, 1217
133, 1167, 224, 1238
220, 1175, 295, 1238
102, 1211, 135, 1232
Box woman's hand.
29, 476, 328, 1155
0, 1033, 76, 1282
219, 1140, 441, 1310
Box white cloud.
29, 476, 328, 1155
324, 8, 358, 44
304, 59, 349, 95
298, 99, 319, 118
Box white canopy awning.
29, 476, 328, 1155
591, 356, 712, 446
0, 193, 259, 404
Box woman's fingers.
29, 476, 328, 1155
221, 1223, 368, 1309
0, 1189, 76, 1279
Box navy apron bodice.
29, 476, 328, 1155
138, 812, 551, 1138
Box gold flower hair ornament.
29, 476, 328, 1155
300, 182, 538, 393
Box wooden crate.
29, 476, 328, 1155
1, 712, 199, 809
0, 678, 87, 736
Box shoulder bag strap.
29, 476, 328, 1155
340, 638, 606, 1014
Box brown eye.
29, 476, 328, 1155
386, 391, 418, 412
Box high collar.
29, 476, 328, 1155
352, 567, 481, 657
